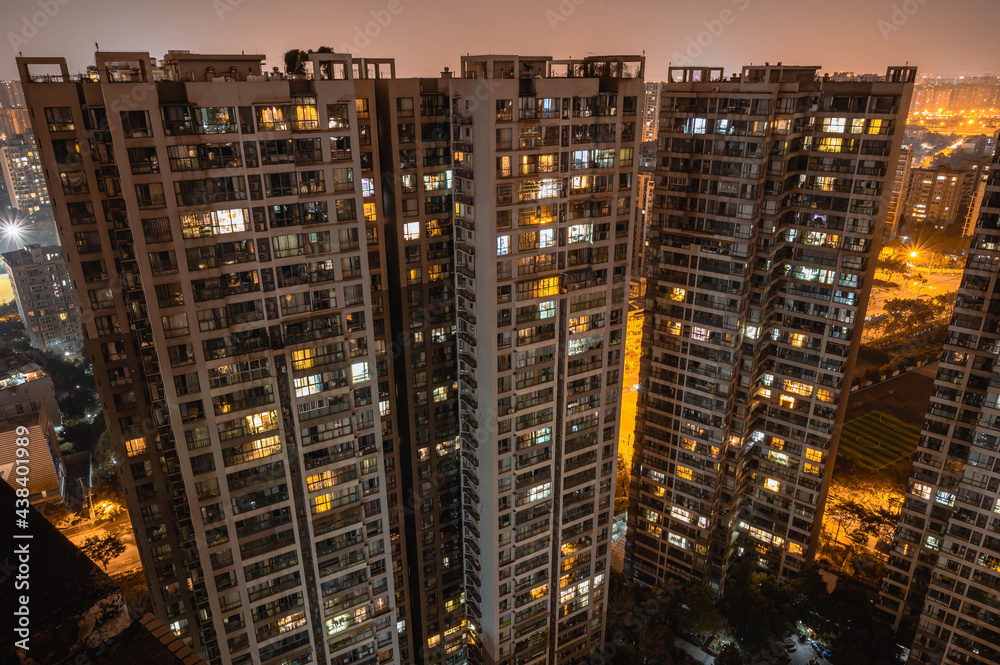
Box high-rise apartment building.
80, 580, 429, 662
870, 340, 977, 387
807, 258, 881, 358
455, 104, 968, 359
450, 54, 643, 665
0, 108, 31, 138
2, 243, 84, 353
631, 171, 654, 298
20, 51, 404, 665
641, 82, 662, 143
877, 134, 1000, 665
370, 73, 465, 665
20, 49, 643, 665
0, 80, 25, 108
0, 80, 29, 140
626, 64, 915, 588
0, 133, 50, 216
887, 146, 912, 238
901, 165, 979, 230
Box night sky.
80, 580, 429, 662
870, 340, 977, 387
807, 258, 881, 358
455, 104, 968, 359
1, 0, 998, 81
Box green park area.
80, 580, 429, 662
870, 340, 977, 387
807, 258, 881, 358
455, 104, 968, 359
837, 410, 922, 470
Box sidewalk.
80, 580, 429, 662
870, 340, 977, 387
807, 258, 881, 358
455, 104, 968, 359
675, 637, 714, 664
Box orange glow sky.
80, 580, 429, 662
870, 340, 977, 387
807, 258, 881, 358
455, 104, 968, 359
2, 0, 999, 81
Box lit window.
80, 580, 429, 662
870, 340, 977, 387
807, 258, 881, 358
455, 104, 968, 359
784, 381, 813, 397
670, 506, 692, 523
677, 466, 694, 481
351, 361, 370, 383
125, 437, 147, 457
764, 478, 780, 492
245, 410, 278, 434
910, 482, 932, 500
821, 117, 846, 133
403, 222, 420, 241
528, 482, 551, 502
935, 490, 955, 507
805, 448, 824, 463
497, 235, 510, 256
567, 224, 592, 243
768, 451, 790, 467
779, 395, 796, 408
668, 532, 689, 549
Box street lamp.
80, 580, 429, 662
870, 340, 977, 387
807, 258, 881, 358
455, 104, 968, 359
1, 220, 25, 246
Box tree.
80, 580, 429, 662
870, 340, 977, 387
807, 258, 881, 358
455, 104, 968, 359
79, 532, 127, 571
876, 254, 910, 281
615, 453, 630, 507
828, 614, 902, 665
714, 644, 745, 665
92, 429, 115, 474
670, 583, 722, 636
283, 49, 308, 75
721, 558, 797, 657
605, 571, 676, 665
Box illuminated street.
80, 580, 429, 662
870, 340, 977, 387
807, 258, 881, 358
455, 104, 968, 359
866, 268, 962, 319
619, 306, 643, 466
64, 510, 142, 577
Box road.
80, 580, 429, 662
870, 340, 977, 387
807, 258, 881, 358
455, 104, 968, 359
673, 633, 832, 665
866, 269, 961, 319
65, 512, 143, 578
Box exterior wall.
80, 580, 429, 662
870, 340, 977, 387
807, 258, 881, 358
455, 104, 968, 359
627, 64, 914, 587
452, 54, 643, 665
20, 52, 399, 665
2, 244, 84, 353
21, 50, 645, 665
374, 75, 464, 665
878, 131, 1000, 665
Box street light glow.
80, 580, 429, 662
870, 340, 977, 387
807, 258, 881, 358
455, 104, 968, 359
1, 220, 25, 243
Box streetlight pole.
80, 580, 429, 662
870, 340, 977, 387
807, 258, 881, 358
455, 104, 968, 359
77, 476, 92, 521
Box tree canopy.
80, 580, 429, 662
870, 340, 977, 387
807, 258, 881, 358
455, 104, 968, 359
79, 532, 127, 571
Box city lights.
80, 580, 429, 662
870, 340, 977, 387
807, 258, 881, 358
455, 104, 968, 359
1, 219, 25, 244
3, 7, 999, 665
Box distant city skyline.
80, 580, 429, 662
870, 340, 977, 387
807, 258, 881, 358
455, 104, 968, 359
1, 0, 999, 81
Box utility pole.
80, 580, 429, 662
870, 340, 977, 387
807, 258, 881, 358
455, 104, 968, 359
77, 476, 92, 521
